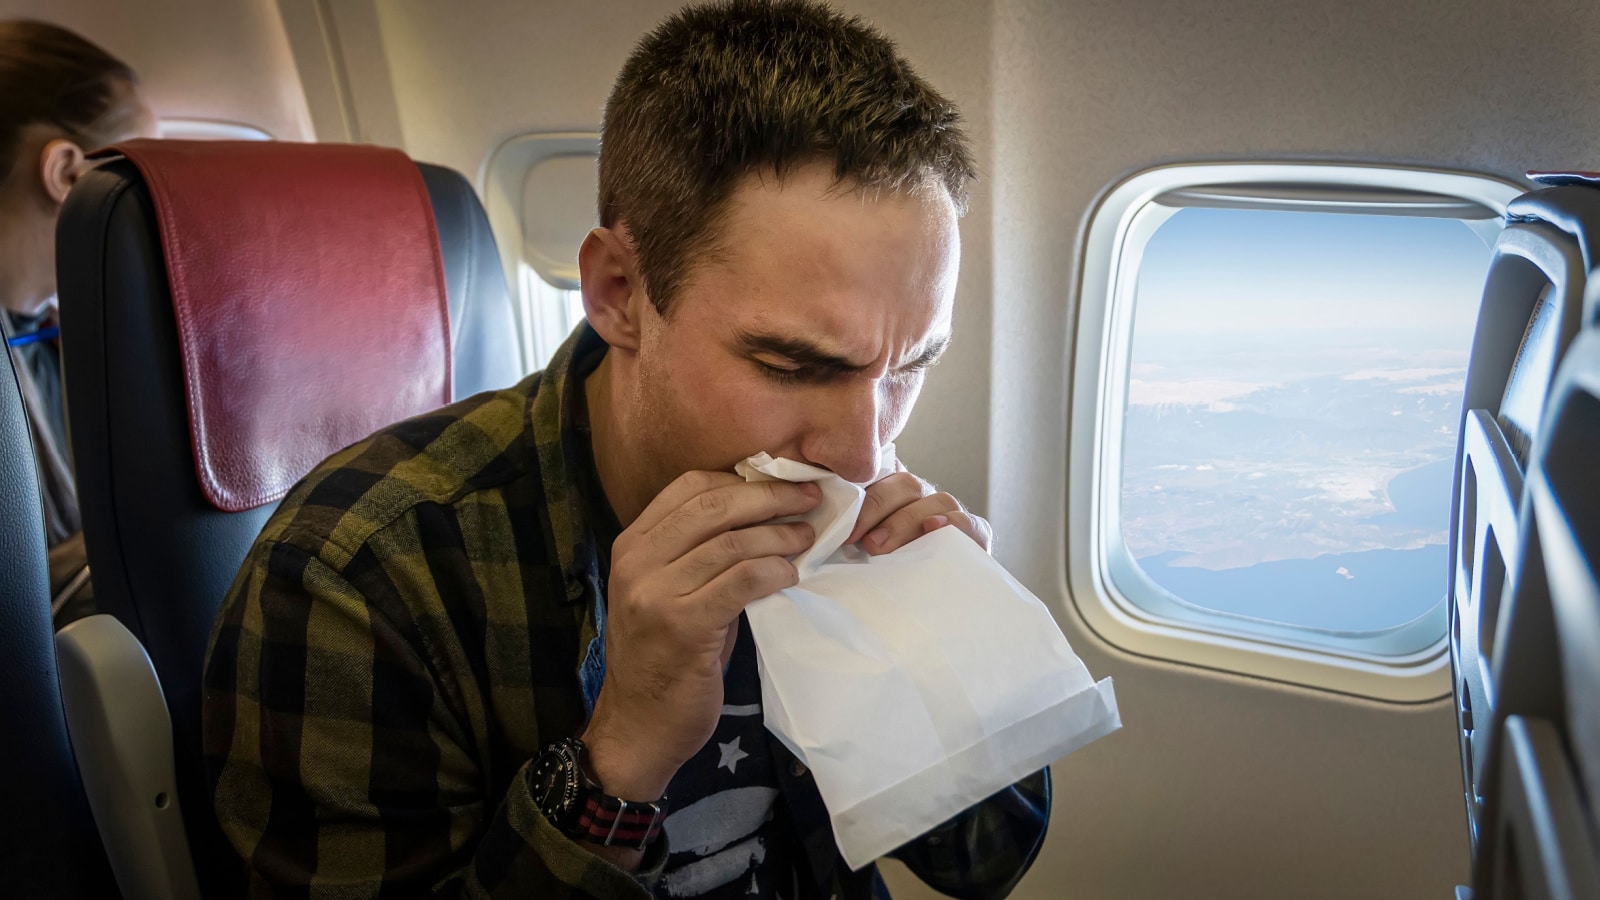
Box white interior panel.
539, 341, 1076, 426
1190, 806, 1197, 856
1, 0, 314, 142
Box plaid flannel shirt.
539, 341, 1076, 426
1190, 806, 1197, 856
203, 324, 1051, 899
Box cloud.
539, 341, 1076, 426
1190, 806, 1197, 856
1342, 367, 1464, 383
1309, 470, 1393, 503
1398, 380, 1466, 396
1128, 379, 1271, 409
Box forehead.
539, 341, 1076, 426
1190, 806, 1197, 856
675, 165, 961, 352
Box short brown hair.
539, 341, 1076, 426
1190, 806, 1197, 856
0, 20, 139, 185
599, 0, 974, 314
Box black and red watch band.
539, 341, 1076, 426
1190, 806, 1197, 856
532, 737, 668, 852
572, 793, 667, 848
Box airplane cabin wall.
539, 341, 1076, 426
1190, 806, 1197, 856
988, 1, 1600, 898
0, 0, 314, 142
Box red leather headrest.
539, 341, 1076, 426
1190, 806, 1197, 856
98, 140, 452, 512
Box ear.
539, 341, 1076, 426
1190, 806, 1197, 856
578, 225, 650, 353
38, 139, 89, 206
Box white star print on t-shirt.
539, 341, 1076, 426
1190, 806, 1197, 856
718, 737, 750, 774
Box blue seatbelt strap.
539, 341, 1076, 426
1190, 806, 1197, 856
5, 325, 59, 348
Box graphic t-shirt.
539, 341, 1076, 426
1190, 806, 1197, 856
656, 615, 797, 899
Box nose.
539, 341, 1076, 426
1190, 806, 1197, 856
799, 379, 883, 484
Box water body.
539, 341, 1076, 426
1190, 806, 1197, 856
1361, 457, 1456, 531
1137, 544, 1448, 633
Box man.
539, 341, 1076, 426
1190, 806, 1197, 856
204, 1, 1050, 897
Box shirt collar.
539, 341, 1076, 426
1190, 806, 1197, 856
529, 322, 615, 607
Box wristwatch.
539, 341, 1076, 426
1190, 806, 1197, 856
531, 737, 668, 851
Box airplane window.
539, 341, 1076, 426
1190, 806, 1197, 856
1071, 163, 1523, 700
518, 152, 594, 367
156, 119, 272, 141
482, 132, 598, 371
1120, 208, 1490, 634
519, 262, 586, 369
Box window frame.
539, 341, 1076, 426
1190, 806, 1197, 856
156, 119, 273, 141
480, 131, 598, 371
1068, 162, 1524, 702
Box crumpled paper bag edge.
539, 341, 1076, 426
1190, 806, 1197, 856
833, 676, 1121, 870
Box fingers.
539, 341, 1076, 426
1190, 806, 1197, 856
848, 471, 928, 544
696, 555, 800, 624
630, 470, 744, 534
921, 509, 994, 553
862, 491, 993, 555
848, 470, 993, 554
671, 521, 815, 591
629, 476, 822, 566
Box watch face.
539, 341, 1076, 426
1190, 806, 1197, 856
532, 741, 580, 823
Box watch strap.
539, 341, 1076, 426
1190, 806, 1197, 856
572, 793, 668, 850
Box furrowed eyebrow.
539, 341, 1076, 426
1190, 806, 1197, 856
736, 330, 865, 373
735, 329, 951, 374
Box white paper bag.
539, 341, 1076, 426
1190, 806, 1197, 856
736, 449, 1120, 870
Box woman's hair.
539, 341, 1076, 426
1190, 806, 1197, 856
0, 19, 139, 185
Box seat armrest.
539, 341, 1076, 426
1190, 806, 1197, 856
56, 615, 202, 900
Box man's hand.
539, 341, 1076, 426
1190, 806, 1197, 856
847, 467, 992, 556
581, 472, 820, 808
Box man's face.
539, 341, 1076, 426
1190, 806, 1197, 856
624, 163, 960, 498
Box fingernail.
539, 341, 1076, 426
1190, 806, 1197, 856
925, 515, 950, 532
800, 482, 822, 497
865, 527, 888, 548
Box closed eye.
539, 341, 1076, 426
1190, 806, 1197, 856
756, 360, 837, 385
895, 337, 950, 376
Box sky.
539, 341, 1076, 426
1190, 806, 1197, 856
1134, 207, 1491, 345
1120, 206, 1495, 631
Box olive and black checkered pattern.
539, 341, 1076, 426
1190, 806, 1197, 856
203, 324, 1050, 899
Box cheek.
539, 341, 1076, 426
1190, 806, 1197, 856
663, 362, 808, 455
879, 377, 923, 439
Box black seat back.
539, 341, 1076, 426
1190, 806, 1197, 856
1451, 173, 1600, 898
1450, 185, 1593, 843
1472, 327, 1600, 898
421, 164, 523, 398
0, 336, 116, 897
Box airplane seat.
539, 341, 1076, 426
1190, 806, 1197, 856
53, 139, 477, 898
1450, 181, 1595, 845
0, 323, 118, 896
1468, 326, 1600, 899
1518, 173, 1600, 273
418, 162, 524, 398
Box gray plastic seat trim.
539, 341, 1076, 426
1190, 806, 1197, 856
56, 614, 202, 900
